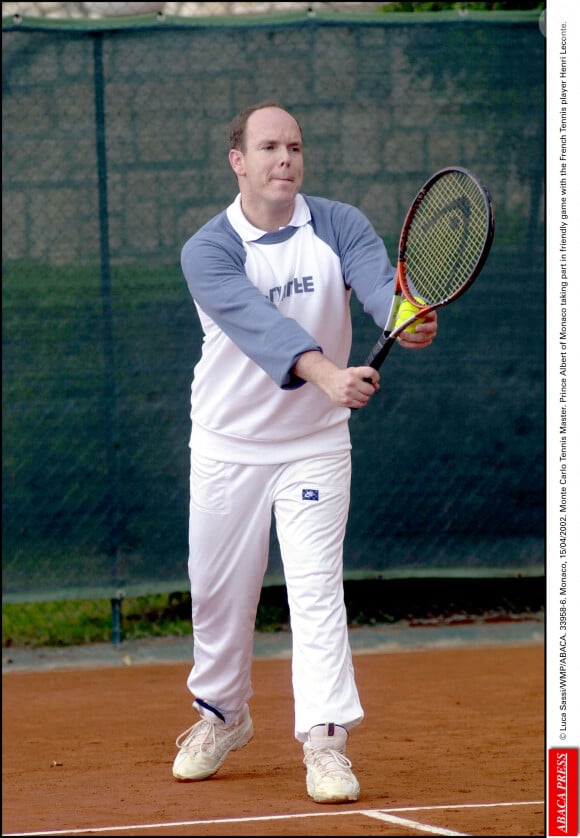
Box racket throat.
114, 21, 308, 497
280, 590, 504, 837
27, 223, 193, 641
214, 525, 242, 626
386, 289, 403, 331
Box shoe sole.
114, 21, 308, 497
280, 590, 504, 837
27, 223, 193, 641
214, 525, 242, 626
172, 725, 254, 781
308, 789, 360, 804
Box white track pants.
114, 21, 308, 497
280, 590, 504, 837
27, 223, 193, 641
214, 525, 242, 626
186, 448, 364, 742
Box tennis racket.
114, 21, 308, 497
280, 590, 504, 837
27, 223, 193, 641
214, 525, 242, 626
364, 166, 495, 372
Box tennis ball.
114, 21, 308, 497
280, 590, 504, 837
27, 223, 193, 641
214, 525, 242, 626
395, 297, 426, 333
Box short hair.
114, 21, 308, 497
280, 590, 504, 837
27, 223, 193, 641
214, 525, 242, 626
229, 102, 303, 152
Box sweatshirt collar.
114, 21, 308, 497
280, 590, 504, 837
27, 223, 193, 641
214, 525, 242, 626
227, 193, 311, 243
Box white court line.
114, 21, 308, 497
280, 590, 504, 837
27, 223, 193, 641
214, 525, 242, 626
389, 801, 544, 812
362, 811, 469, 836
4, 800, 544, 837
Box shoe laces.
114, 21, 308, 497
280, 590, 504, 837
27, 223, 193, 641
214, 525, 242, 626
304, 746, 353, 777
175, 719, 217, 755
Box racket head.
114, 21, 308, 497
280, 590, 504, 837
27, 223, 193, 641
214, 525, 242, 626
398, 167, 495, 310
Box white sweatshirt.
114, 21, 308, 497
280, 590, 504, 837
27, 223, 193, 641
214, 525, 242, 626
181, 193, 395, 464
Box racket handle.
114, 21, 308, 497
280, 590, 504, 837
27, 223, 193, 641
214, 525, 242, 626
364, 332, 396, 371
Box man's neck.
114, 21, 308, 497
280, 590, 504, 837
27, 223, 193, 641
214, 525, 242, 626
239, 197, 295, 232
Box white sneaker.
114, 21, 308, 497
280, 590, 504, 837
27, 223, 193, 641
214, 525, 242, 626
172, 705, 253, 780
303, 723, 360, 803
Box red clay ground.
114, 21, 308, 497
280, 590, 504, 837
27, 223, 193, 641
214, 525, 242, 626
2, 642, 544, 836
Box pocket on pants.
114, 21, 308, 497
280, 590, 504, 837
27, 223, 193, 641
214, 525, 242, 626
190, 450, 228, 513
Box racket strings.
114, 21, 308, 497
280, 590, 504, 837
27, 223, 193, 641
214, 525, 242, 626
403, 172, 490, 304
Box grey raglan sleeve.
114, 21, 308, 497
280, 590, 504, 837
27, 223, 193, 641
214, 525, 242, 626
307, 197, 396, 329
181, 227, 321, 389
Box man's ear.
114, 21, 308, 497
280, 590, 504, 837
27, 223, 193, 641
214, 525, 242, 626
229, 148, 245, 176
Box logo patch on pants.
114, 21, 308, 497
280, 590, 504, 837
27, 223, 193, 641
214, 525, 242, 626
302, 489, 319, 501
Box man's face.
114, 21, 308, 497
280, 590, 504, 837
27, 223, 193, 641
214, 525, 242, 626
229, 107, 304, 220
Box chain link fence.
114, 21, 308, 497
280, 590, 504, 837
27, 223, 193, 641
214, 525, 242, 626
2, 9, 545, 602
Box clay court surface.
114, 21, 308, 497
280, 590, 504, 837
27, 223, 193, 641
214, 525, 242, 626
2, 622, 545, 836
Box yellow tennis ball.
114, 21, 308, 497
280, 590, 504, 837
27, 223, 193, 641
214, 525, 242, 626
395, 298, 426, 333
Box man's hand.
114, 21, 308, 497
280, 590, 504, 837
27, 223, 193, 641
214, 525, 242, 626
397, 309, 438, 349
293, 351, 380, 410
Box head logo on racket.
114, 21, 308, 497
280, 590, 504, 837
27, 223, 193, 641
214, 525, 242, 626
364, 166, 495, 372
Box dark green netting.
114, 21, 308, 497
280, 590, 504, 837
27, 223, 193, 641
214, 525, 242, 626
2, 12, 545, 599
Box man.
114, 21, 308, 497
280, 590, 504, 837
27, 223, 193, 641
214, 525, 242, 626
173, 102, 437, 803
